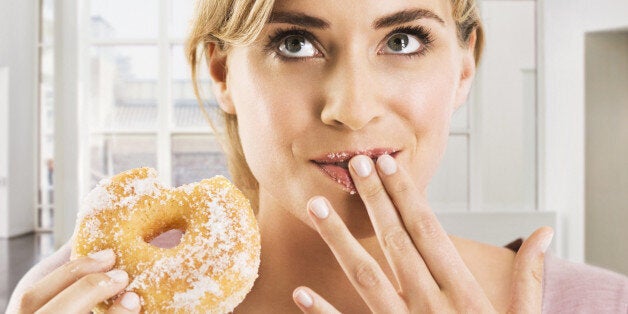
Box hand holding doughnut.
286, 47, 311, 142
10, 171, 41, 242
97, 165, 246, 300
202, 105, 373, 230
293, 154, 554, 313
72, 168, 261, 313
16, 247, 140, 314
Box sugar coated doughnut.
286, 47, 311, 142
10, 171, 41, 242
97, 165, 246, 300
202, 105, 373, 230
72, 167, 261, 313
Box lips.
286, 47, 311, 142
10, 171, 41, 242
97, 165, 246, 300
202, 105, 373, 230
311, 148, 400, 194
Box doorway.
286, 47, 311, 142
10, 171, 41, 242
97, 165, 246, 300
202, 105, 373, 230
584, 30, 628, 276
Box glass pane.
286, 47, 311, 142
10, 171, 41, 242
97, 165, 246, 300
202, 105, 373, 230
171, 135, 230, 187
41, 46, 54, 134
171, 45, 216, 128
91, 0, 158, 39
427, 135, 468, 212
39, 43, 55, 230
478, 1, 536, 211
89, 135, 157, 188
169, 0, 195, 39
39, 134, 54, 230
41, 0, 54, 44
90, 46, 159, 130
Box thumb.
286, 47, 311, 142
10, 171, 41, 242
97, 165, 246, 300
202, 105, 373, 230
508, 226, 554, 314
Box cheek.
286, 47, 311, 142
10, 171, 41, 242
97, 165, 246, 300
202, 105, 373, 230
226, 54, 313, 181
389, 68, 458, 189
394, 68, 457, 135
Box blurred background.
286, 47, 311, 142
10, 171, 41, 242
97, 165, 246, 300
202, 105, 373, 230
0, 0, 626, 311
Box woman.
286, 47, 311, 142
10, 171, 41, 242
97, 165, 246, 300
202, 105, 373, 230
8, 0, 628, 313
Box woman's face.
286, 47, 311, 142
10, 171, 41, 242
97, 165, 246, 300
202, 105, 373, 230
211, 0, 476, 234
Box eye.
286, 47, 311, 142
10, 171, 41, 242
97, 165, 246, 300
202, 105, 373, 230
278, 35, 318, 58
382, 33, 422, 54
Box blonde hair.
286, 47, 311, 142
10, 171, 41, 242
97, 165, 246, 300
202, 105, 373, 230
185, 0, 484, 212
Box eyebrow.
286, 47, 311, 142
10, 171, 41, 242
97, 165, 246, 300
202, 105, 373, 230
267, 8, 445, 29
268, 11, 330, 29
373, 8, 445, 28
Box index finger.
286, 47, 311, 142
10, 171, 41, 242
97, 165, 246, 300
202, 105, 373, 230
369, 154, 481, 293
19, 249, 116, 312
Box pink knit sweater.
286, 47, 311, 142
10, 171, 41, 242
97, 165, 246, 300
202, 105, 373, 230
7, 237, 628, 313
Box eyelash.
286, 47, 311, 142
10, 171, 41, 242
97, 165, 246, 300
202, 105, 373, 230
262, 26, 317, 62
387, 25, 435, 58
263, 25, 435, 62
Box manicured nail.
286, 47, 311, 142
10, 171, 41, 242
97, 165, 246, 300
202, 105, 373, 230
295, 289, 313, 308
120, 292, 140, 310
106, 269, 128, 283
351, 155, 372, 177
377, 154, 397, 175
539, 231, 554, 253
310, 197, 329, 219
88, 249, 114, 262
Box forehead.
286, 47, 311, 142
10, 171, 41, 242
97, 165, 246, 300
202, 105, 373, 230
270, 0, 453, 28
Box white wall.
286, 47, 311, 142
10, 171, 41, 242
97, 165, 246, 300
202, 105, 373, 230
0, 68, 8, 238
539, 0, 628, 262
428, 1, 538, 214
539, 0, 586, 263
0, 1, 38, 238
584, 0, 628, 32
478, 1, 536, 212
584, 31, 628, 276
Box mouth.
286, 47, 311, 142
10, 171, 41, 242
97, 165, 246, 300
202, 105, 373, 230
310, 148, 400, 194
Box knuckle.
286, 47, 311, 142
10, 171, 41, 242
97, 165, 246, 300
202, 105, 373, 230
531, 267, 543, 285
362, 183, 385, 201
410, 300, 443, 314
383, 227, 412, 252
61, 259, 89, 278
409, 215, 440, 241
353, 262, 380, 288
455, 295, 484, 313
79, 273, 109, 291
392, 179, 412, 195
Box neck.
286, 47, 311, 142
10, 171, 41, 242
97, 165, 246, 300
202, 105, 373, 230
242, 188, 381, 312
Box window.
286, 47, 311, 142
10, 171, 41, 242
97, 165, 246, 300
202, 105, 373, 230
37, 0, 55, 231
86, 0, 229, 192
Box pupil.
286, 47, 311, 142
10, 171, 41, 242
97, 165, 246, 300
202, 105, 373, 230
388, 34, 409, 51
285, 36, 304, 53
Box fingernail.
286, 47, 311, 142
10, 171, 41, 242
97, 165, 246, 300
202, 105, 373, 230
310, 197, 329, 219
295, 289, 313, 308
106, 269, 128, 283
377, 154, 397, 175
88, 249, 114, 262
120, 292, 140, 310
351, 155, 372, 177
539, 231, 554, 253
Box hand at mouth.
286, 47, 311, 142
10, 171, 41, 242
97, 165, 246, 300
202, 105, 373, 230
311, 150, 401, 195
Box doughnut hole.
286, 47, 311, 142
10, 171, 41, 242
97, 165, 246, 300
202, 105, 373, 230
140, 214, 187, 249
149, 228, 185, 249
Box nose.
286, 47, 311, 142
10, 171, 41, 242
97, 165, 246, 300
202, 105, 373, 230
320, 54, 385, 131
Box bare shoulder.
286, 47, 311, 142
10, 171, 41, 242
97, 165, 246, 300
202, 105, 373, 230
448, 234, 517, 271
448, 234, 516, 312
